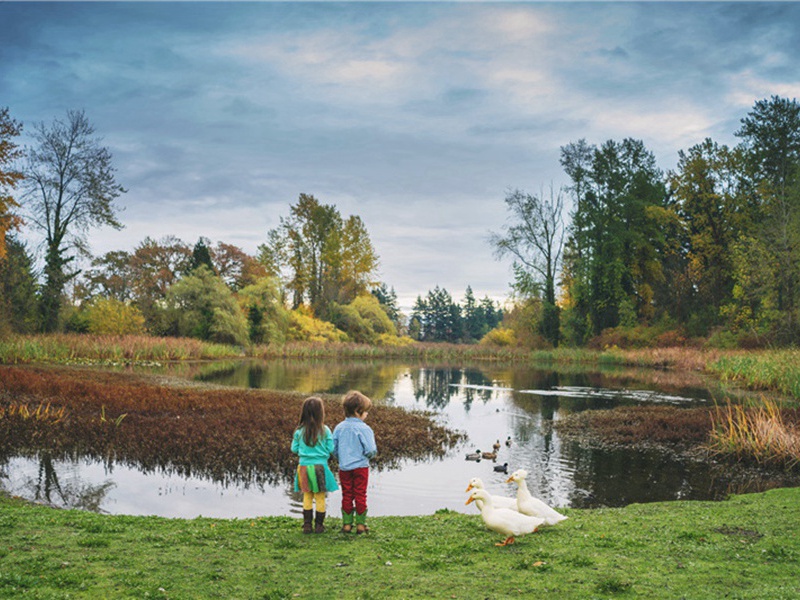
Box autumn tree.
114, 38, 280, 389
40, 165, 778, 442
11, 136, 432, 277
668, 139, 757, 332
0, 107, 24, 261
259, 194, 379, 316
127, 236, 192, 332
21, 110, 125, 331
212, 241, 268, 291
80, 250, 133, 302
84, 297, 146, 336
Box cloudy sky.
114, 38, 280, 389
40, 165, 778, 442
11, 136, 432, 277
3, 2, 800, 310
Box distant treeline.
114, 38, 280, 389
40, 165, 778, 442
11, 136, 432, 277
2, 97, 800, 348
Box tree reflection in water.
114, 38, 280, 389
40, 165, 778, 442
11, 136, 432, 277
4, 452, 116, 512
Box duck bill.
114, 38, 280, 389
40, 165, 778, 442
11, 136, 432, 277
505, 476, 514, 483
465, 496, 475, 505
465, 483, 474, 492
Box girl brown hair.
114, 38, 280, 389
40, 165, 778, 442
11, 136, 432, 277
297, 396, 326, 446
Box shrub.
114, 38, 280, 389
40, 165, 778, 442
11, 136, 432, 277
480, 327, 517, 347
328, 302, 375, 343
287, 306, 348, 343
238, 277, 289, 344
85, 298, 146, 336
350, 294, 396, 336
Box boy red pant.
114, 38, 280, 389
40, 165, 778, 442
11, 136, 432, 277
339, 467, 369, 515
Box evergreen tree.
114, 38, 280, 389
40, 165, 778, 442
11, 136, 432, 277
189, 237, 215, 273
736, 96, 800, 340
0, 236, 39, 333
560, 138, 668, 337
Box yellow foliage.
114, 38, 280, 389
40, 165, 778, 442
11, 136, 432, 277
479, 327, 517, 347
85, 298, 146, 336
287, 309, 348, 343
376, 333, 415, 347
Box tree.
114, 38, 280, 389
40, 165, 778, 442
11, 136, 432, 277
84, 297, 146, 336
238, 276, 289, 344
410, 286, 462, 342
21, 110, 125, 331
127, 236, 192, 332
668, 139, 756, 331
163, 265, 248, 346
490, 185, 565, 346
80, 250, 133, 302
371, 283, 402, 330
212, 242, 267, 291
337, 215, 379, 303
736, 96, 800, 339
0, 107, 24, 260
188, 237, 215, 273
259, 194, 379, 315
560, 138, 668, 339
0, 236, 38, 334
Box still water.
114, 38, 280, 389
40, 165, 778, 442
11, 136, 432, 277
2, 360, 736, 518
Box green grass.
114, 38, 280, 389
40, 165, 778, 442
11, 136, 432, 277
1, 488, 799, 599
709, 350, 800, 399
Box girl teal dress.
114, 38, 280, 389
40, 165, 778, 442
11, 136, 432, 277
291, 426, 339, 493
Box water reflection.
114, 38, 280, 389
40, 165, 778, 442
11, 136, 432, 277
2, 453, 116, 512
3, 359, 772, 518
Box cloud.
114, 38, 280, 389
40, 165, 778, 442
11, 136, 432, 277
5, 1, 800, 309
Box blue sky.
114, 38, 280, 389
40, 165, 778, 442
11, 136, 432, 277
3, 2, 800, 310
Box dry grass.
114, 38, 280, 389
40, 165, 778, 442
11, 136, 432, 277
708, 398, 800, 468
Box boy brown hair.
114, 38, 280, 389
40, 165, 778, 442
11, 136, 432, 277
343, 390, 372, 417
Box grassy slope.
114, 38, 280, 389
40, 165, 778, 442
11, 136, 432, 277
1, 488, 799, 600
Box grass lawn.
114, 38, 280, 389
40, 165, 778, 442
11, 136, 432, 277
1, 487, 799, 599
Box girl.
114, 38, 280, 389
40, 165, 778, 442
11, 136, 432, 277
291, 396, 339, 533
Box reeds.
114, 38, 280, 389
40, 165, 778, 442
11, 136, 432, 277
709, 350, 800, 399
708, 398, 800, 468
0, 334, 244, 364
0, 401, 65, 423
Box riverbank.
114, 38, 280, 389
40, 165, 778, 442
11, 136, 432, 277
2, 486, 799, 599
2, 334, 799, 400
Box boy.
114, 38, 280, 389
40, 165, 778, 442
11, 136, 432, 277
333, 390, 377, 533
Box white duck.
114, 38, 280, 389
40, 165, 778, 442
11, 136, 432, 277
506, 469, 568, 525
465, 488, 544, 546
465, 477, 518, 511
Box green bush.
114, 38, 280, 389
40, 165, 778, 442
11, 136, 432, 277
163, 266, 249, 346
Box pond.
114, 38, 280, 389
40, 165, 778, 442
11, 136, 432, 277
0, 360, 757, 519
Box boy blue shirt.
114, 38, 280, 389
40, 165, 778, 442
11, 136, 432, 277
333, 417, 377, 471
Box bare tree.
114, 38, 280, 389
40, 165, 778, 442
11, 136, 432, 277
22, 110, 125, 331
490, 185, 565, 345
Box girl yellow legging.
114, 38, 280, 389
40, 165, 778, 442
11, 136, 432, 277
303, 492, 326, 512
